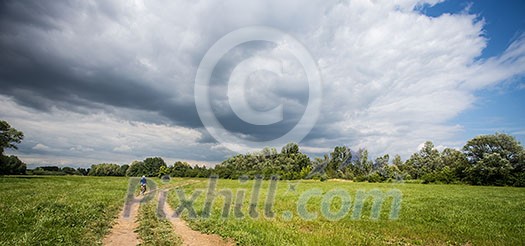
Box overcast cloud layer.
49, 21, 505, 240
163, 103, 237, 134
1, 0, 524, 167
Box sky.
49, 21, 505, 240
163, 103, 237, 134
1, 0, 524, 168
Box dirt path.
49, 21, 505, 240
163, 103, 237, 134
103, 181, 233, 246
160, 182, 234, 246
103, 197, 141, 246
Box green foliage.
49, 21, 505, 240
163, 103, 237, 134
0, 120, 26, 175
119, 164, 129, 176
398, 133, 525, 186
157, 165, 169, 178
77, 167, 89, 176
126, 157, 167, 177
143, 157, 167, 177
0, 155, 26, 175
463, 133, 525, 186
326, 146, 351, 178
281, 142, 299, 154
0, 120, 24, 155
441, 148, 469, 181
463, 133, 523, 165
61, 166, 79, 175
405, 141, 443, 180
366, 172, 382, 182
40, 166, 60, 172
421, 166, 455, 184
392, 154, 402, 167
170, 161, 193, 177
167, 163, 212, 178
352, 149, 373, 177
321, 147, 405, 183
127, 160, 146, 176
30, 167, 66, 175
28, 166, 87, 176
214, 143, 311, 179
466, 153, 513, 186
89, 163, 125, 176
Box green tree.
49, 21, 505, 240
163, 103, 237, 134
77, 167, 89, 176
88, 163, 122, 176
61, 166, 79, 175
281, 142, 299, 155
119, 164, 129, 176
158, 165, 169, 178
373, 154, 389, 171
170, 161, 193, 177
467, 153, 513, 186
392, 154, 403, 167
126, 161, 146, 176
441, 148, 469, 181
214, 143, 312, 180
463, 133, 524, 186
260, 147, 278, 158
0, 155, 26, 175
0, 120, 24, 156
326, 146, 351, 178
463, 133, 523, 165
406, 141, 442, 180
353, 148, 372, 178
143, 157, 167, 177
372, 154, 392, 181
0, 120, 26, 175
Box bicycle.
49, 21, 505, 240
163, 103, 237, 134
140, 183, 146, 195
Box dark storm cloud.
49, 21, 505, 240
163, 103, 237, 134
0, 0, 308, 141
0, 0, 202, 127
0, 50, 201, 127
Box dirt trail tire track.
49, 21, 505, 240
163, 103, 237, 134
103, 180, 233, 246
161, 181, 234, 246
103, 197, 141, 246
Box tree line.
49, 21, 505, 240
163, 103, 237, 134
316, 133, 524, 186
1, 120, 524, 186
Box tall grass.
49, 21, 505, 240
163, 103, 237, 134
167, 178, 525, 245
0, 176, 128, 245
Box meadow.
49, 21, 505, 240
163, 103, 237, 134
1, 176, 524, 245
0, 176, 128, 245
166, 178, 525, 245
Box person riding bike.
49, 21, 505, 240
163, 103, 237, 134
140, 175, 147, 195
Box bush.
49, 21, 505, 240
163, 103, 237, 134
367, 172, 383, 183
512, 172, 525, 187
88, 163, 123, 176
0, 155, 26, 175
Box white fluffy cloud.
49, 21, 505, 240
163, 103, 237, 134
1, 0, 524, 166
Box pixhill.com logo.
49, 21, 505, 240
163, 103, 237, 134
124, 176, 402, 222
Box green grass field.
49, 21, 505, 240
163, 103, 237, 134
0, 176, 128, 245
166, 178, 525, 245
1, 176, 524, 245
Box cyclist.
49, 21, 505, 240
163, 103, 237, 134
140, 175, 147, 195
